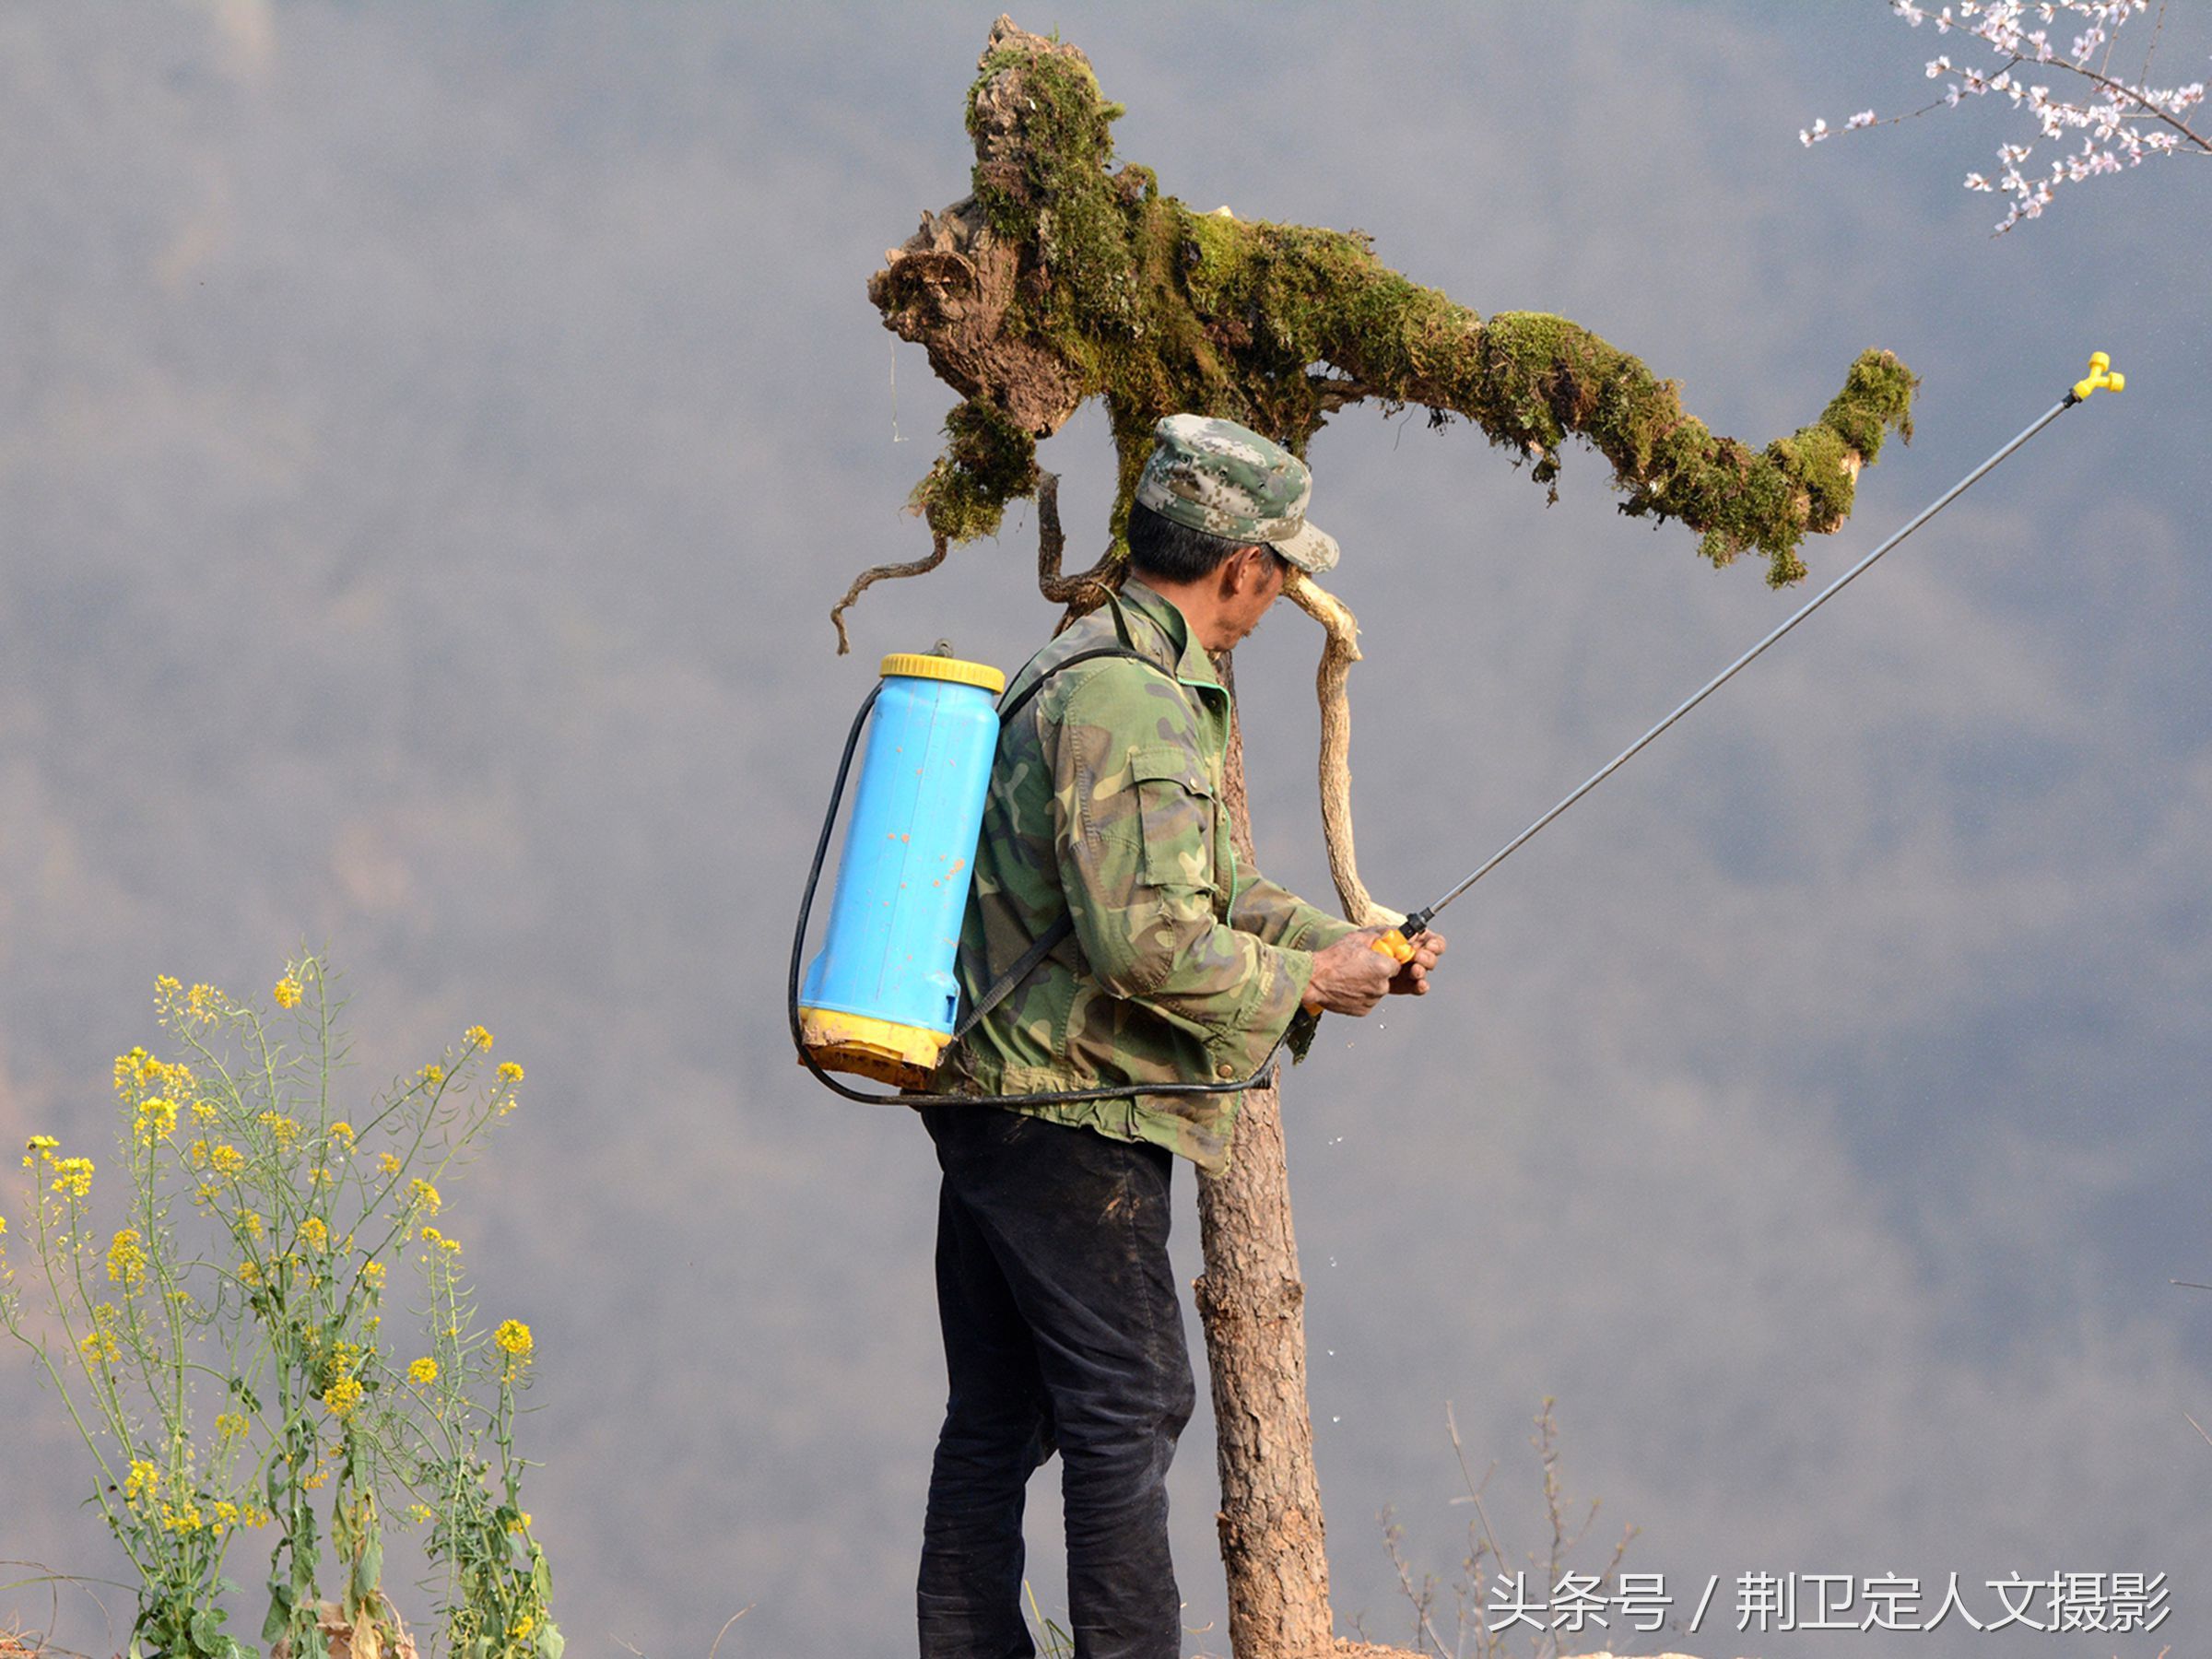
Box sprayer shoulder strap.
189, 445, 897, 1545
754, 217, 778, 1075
994, 641, 1163, 724
950, 915, 1072, 1042
951, 643, 1169, 1042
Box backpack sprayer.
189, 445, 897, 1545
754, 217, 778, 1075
792, 353, 2125, 1104
791, 642, 1283, 1106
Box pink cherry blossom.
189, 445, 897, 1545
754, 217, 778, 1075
1805, 0, 2208, 230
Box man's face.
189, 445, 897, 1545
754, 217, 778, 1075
1217, 546, 1287, 649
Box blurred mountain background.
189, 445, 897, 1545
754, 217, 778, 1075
2, 6, 2206, 1656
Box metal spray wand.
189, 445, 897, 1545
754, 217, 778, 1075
1360, 351, 2127, 967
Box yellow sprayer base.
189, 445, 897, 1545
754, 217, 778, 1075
798, 1006, 949, 1091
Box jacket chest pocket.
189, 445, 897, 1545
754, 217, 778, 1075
1127, 745, 1221, 896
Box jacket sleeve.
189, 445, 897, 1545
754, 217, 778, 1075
1229, 868, 1362, 954
1050, 670, 1314, 1075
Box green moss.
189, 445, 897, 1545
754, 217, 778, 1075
1819, 348, 1918, 456
910, 398, 1039, 543
967, 47, 1122, 238
1175, 208, 1249, 310
966, 44, 1132, 348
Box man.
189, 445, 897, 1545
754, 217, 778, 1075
919, 414, 1447, 1659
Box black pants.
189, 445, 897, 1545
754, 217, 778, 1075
917, 1104, 1197, 1659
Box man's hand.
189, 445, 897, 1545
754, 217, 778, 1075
1308, 925, 1446, 1017
1387, 927, 1446, 996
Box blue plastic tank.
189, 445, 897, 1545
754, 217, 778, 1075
798, 651, 1005, 1088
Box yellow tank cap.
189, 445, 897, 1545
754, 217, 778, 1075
880, 653, 1006, 694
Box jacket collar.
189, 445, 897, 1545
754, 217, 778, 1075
1112, 578, 1224, 691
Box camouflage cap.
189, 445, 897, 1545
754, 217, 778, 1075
1134, 414, 1340, 574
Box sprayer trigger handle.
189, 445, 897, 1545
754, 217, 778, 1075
1372, 929, 1416, 964
1302, 912, 1427, 1014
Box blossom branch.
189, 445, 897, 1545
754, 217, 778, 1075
1805, 0, 2207, 230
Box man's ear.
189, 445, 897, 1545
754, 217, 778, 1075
1222, 544, 1269, 595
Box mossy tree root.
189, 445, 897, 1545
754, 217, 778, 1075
1032, 471, 1119, 619
828, 530, 949, 655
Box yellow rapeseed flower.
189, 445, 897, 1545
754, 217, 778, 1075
49, 1157, 94, 1199
161, 1499, 205, 1534
505, 1512, 533, 1535
237, 1209, 264, 1241
407, 1179, 441, 1217
273, 976, 302, 1010
186, 983, 224, 1023
115, 1048, 191, 1095
497, 1061, 524, 1084
302, 1469, 330, 1490
211, 1143, 245, 1174
465, 1025, 494, 1052
492, 1319, 534, 1360
210, 1500, 239, 1535
406, 1357, 438, 1386
80, 1326, 121, 1364
363, 1261, 387, 1288
328, 1121, 355, 1147
323, 1376, 364, 1418
238, 1260, 262, 1286
124, 1459, 159, 1507
377, 1152, 402, 1176
510, 1614, 535, 1640
300, 1217, 330, 1253
418, 1064, 443, 1086
256, 1112, 300, 1146
242, 1504, 273, 1527
308, 1165, 335, 1187
155, 974, 182, 997
106, 1229, 148, 1288
215, 1412, 248, 1440
190, 1097, 218, 1124
405, 1501, 434, 1524
135, 1097, 178, 1144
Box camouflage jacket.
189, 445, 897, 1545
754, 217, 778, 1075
933, 579, 1359, 1172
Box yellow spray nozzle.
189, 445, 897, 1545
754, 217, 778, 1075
2073, 351, 2124, 400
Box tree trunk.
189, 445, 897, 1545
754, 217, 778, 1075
1194, 655, 1337, 1658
